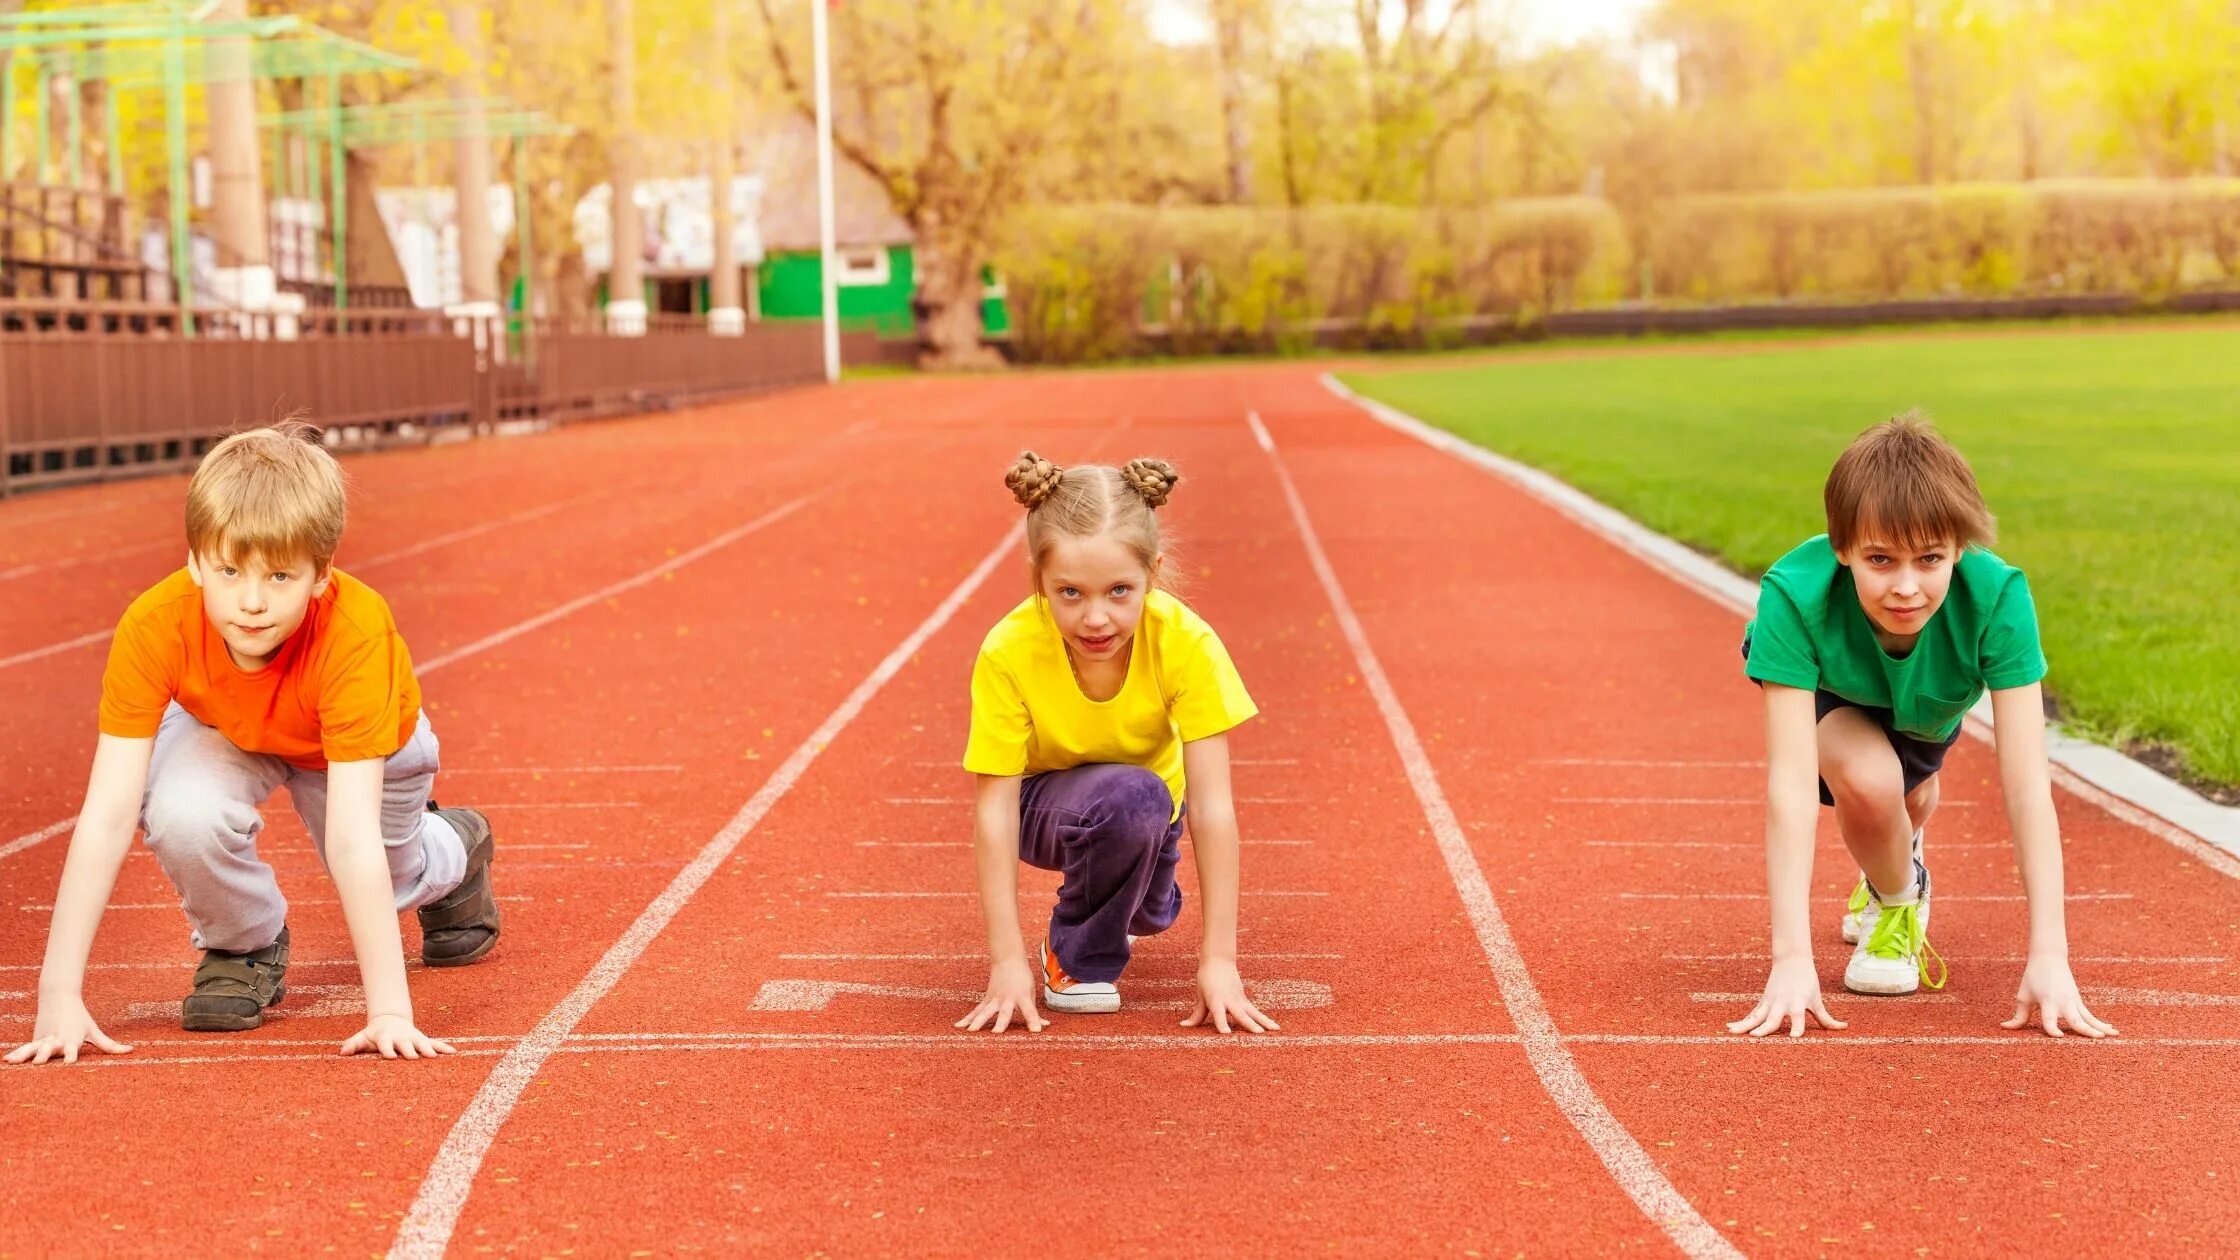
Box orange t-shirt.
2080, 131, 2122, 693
98, 567, 422, 770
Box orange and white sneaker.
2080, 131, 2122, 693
1042, 937, 1120, 1013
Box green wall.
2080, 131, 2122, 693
755, 246, 1011, 338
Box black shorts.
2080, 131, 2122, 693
1810, 690, 1960, 808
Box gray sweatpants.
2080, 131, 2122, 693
141, 703, 468, 953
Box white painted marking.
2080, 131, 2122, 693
442, 765, 684, 775
1668, 954, 2226, 965
1237, 797, 1300, 804
481, 801, 643, 810
1616, 892, 2134, 902
0, 990, 25, 1000
413, 493, 815, 675
1690, 990, 1958, 1004
0, 539, 171, 582
387, 520, 1027, 1260
1320, 373, 2240, 868
0, 816, 77, 862
748, 977, 1333, 1013
1567, 796, 1976, 807
2086, 986, 2240, 1007
883, 797, 966, 805
120, 983, 366, 1023
1249, 409, 1740, 1260
0, 958, 368, 973
823, 890, 1330, 899
1584, 840, 2011, 851
0, 628, 112, 671
851, 840, 956, 848
350, 497, 575, 569
1531, 758, 1763, 768
22, 896, 531, 912
776, 951, 1344, 961
492, 842, 593, 851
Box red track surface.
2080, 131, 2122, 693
3, 364, 2236, 1257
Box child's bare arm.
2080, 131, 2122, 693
1989, 683, 2116, 1038
323, 759, 454, 1059
956, 772, 1043, 1032
1730, 684, 1847, 1038
5, 735, 152, 1066
1180, 733, 1276, 1034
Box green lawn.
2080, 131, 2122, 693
1341, 324, 2240, 789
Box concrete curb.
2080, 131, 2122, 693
1317, 371, 2240, 880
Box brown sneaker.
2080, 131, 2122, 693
418, 805, 500, 967
181, 925, 291, 1032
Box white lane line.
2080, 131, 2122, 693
1668, 954, 2227, 965
481, 801, 643, 810
1689, 990, 1959, 1004
22, 896, 531, 912
2087, 987, 2240, 1006
413, 493, 815, 675
119, 983, 366, 1023
442, 765, 684, 775
385, 519, 1026, 1260
0, 629, 111, 671
823, 890, 1331, 899
0, 816, 77, 862
1531, 758, 1763, 768
748, 977, 1333, 1013
1566, 796, 1977, 807
0, 538, 172, 583
42, 1029, 2240, 1069
1249, 409, 1741, 1260
1616, 892, 2134, 902
0, 958, 368, 972
776, 951, 1346, 961
1584, 840, 2012, 851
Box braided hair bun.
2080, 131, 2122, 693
1119, 457, 1178, 509
1005, 451, 1064, 510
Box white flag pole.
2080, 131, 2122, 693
812, 0, 840, 383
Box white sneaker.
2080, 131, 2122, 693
1842, 826, 1924, 944
1041, 937, 1119, 1013
1843, 861, 1945, 995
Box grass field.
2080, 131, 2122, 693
1341, 322, 2240, 790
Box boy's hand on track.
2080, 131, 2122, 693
957, 957, 1045, 1033
2003, 957, 2117, 1038
1184, 958, 1278, 1034
4, 996, 133, 1065
340, 1012, 457, 1059
1729, 956, 1846, 1038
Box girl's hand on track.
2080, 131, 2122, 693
1728, 956, 1845, 1038
4, 995, 132, 1065
340, 1012, 456, 1059
2003, 956, 2117, 1038
1184, 958, 1278, 1034
956, 956, 1045, 1033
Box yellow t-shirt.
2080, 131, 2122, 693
963, 590, 1257, 819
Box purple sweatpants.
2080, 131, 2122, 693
1020, 763, 1184, 984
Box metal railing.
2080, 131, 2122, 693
0, 314, 873, 498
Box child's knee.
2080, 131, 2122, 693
142, 787, 258, 859
1822, 751, 1902, 811
1086, 766, 1174, 849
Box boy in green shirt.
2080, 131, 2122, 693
1731, 412, 2114, 1038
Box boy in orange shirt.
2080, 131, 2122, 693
6, 425, 500, 1065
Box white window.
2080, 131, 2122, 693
836, 248, 891, 288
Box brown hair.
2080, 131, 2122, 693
1824, 410, 1995, 555
1003, 451, 1177, 586
185, 422, 349, 570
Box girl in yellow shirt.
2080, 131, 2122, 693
957, 452, 1271, 1033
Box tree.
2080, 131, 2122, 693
752, 0, 1147, 368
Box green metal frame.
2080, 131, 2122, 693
0, 3, 417, 333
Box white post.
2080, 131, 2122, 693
812, 0, 840, 382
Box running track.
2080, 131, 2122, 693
2, 364, 2235, 1256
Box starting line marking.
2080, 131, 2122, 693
748, 977, 1335, 1013
1615, 892, 2134, 902
442, 765, 684, 775
1666, 953, 2227, 965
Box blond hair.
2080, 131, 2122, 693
1824, 410, 1995, 555
1003, 451, 1178, 586
185, 422, 348, 570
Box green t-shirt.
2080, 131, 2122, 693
1742, 535, 2047, 741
